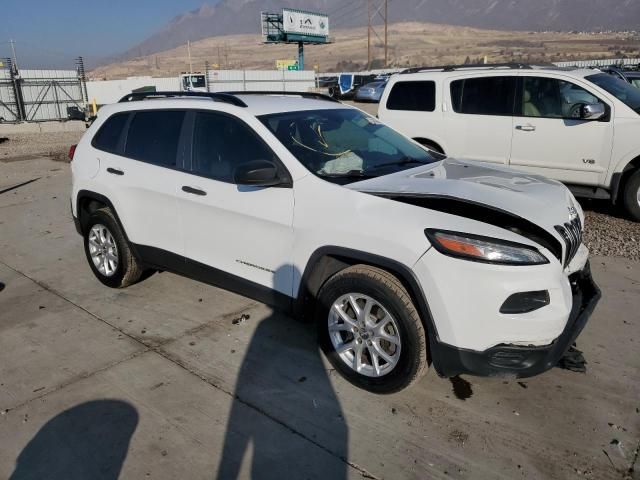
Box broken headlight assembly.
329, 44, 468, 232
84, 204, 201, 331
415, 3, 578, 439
425, 229, 549, 266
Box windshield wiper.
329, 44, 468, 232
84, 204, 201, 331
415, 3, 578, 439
367, 157, 431, 171
316, 169, 373, 179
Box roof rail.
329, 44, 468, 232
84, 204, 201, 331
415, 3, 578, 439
400, 63, 534, 74
224, 91, 342, 104
118, 91, 247, 107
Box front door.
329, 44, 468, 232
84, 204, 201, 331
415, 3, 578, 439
178, 111, 295, 299
509, 75, 613, 185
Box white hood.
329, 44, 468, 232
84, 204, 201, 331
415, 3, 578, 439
346, 158, 581, 233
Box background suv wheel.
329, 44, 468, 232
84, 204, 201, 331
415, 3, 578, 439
622, 169, 640, 222
316, 265, 428, 394
83, 207, 144, 288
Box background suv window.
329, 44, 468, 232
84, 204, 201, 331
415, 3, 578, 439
519, 77, 600, 118
92, 113, 129, 153
191, 112, 278, 183
450, 76, 516, 116
124, 110, 185, 167
386, 81, 436, 111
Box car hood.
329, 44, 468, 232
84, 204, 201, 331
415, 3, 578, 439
346, 158, 580, 235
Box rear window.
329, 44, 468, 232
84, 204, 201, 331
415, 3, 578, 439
450, 76, 517, 116
92, 113, 128, 153
124, 110, 185, 167
386, 81, 436, 111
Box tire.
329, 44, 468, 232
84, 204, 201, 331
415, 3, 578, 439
316, 265, 428, 394
622, 169, 640, 222
83, 207, 144, 288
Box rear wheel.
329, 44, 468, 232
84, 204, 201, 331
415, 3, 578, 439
622, 170, 640, 222
316, 265, 428, 394
83, 207, 144, 288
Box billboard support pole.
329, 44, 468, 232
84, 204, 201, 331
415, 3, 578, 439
298, 42, 304, 71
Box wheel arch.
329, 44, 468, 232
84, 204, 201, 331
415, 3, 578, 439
611, 154, 640, 204
295, 246, 442, 367
75, 191, 136, 251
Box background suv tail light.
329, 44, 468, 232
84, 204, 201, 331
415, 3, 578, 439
68, 144, 77, 161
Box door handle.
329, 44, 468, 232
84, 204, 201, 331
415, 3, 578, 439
106, 167, 124, 175
515, 124, 536, 132
182, 186, 207, 196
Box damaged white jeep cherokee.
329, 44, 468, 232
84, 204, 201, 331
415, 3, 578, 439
70, 91, 601, 393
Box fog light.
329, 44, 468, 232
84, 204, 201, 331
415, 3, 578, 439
500, 291, 550, 314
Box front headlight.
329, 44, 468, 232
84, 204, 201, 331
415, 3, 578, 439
425, 229, 549, 265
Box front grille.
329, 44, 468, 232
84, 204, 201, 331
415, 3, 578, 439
555, 216, 582, 268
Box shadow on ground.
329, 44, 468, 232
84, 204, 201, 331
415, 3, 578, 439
216, 289, 348, 478
10, 400, 138, 480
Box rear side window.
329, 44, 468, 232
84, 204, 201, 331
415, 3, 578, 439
92, 113, 128, 153
386, 81, 436, 111
124, 110, 185, 167
450, 76, 517, 116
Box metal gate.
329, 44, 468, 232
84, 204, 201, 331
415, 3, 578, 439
20, 69, 85, 122
0, 58, 87, 123
0, 59, 20, 123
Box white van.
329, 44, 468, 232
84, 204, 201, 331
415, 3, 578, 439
378, 65, 640, 220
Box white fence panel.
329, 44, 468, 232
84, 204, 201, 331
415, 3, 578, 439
87, 77, 179, 105
553, 57, 640, 68
207, 70, 316, 92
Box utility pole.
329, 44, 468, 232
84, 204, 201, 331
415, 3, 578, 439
367, 0, 372, 70
9, 39, 19, 72
187, 40, 194, 72
384, 0, 388, 68
366, 0, 389, 70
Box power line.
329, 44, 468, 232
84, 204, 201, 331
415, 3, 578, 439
331, 1, 367, 29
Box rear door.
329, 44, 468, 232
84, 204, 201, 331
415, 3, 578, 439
177, 110, 295, 298
444, 75, 517, 164
509, 75, 613, 185
95, 109, 186, 258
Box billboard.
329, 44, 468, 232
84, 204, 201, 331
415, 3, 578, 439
282, 9, 329, 38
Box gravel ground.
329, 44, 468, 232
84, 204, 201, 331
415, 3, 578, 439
2, 128, 639, 262
0, 131, 84, 162
582, 201, 640, 262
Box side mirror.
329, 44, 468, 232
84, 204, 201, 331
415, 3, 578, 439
581, 103, 606, 121
233, 160, 283, 187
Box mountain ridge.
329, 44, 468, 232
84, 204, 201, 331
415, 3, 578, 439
109, 0, 640, 63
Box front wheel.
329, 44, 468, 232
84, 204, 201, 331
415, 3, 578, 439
622, 170, 640, 222
316, 265, 428, 394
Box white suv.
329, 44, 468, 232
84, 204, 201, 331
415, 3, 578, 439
70, 91, 600, 393
378, 64, 640, 220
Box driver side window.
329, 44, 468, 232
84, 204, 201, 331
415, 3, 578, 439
191, 112, 278, 183
521, 77, 600, 119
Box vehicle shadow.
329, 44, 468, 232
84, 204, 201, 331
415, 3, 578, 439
216, 267, 348, 479
9, 400, 138, 480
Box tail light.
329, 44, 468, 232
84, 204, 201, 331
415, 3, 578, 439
69, 144, 77, 161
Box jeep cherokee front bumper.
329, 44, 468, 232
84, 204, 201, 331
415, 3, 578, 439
432, 262, 600, 378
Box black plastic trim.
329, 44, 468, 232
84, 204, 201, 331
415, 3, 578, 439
499, 290, 550, 314
134, 244, 292, 311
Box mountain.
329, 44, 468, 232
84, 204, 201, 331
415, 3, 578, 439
114, 0, 640, 61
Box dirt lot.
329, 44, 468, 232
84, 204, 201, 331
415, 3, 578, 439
0, 146, 639, 478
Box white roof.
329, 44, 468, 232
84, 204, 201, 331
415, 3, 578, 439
234, 94, 350, 116
98, 94, 351, 119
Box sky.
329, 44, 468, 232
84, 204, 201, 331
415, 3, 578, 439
0, 0, 214, 69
